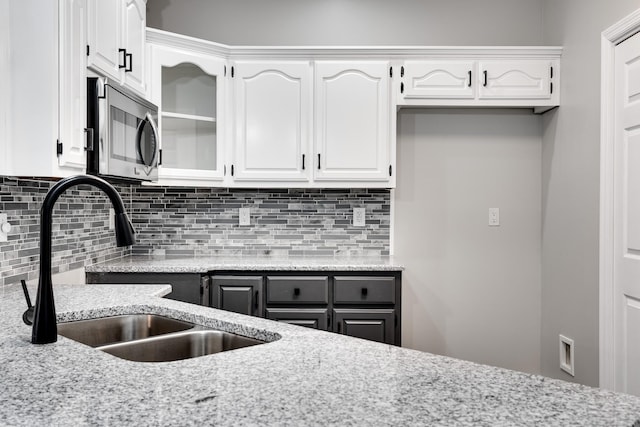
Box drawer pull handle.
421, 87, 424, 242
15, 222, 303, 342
361, 287, 368, 296
293, 287, 300, 296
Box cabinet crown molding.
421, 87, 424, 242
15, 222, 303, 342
147, 28, 562, 60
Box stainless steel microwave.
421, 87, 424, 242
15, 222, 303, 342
86, 77, 159, 181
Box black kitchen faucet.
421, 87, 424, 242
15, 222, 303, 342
23, 175, 135, 344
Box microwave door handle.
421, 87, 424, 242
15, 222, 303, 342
144, 112, 160, 173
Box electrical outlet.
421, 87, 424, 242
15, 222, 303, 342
0, 213, 11, 242
559, 334, 575, 376
239, 208, 251, 226
353, 208, 366, 227
489, 208, 500, 226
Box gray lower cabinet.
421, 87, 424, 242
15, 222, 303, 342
264, 273, 401, 345
333, 308, 396, 345
88, 270, 401, 345
265, 308, 329, 330
86, 272, 208, 305
211, 275, 263, 317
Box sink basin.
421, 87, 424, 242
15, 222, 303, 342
57, 314, 269, 362
99, 330, 265, 362
57, 314, 194, 347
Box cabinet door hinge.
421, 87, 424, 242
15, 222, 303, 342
56, 140, 63, 156
389, 67, 393, 78
389, 165, 392, 177
158, 149, 163, 166
86, 45, 90, 56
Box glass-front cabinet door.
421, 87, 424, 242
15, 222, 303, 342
148, 44, 226, 185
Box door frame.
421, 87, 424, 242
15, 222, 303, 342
599, 7, 640, 390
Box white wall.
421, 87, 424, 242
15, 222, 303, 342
540, 1, 640, 386
146, 0, 546, 374
395, 109, 542, 374
147, 0, 543, 46
0, 1, 9, 174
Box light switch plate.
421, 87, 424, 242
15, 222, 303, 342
489, 208, 500, 226
353, 208, 366, 227
239, 208, 250, 226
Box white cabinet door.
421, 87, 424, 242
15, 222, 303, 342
87, 0, 121, 81
58, 0, 88, 170
88, 0, 146, 95
122, 0, 146, 94
314, 61, 391, 183
401, 60, 475, 99
232, 61, 311, 182
478, 60, 554, 100
149, 45, 226, 185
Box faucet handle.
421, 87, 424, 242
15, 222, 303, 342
21, 280, 34, 326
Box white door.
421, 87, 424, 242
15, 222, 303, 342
478, 60, 553, 100
87, 0, 121, 80
122, 0, 146, 94
58, 0, 88, 170
401, 60, 475, 100
150, 45, 226, 184
233, 61, 311, 182
314, 61, 391, 183
613, 30, 640, 397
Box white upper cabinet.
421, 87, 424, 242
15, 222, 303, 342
402, 61, 475, 100
58, 0, 89, 170
397, 49, 561, 111
232, 61, 312, 183
88, 0, 146, 95
314, 61, 393, 184
3, 0, 88, 178
143, 30, 561, 188
148, 42, 226, 186
478, 60, 554, 100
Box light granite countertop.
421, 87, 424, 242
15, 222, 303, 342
1, 283, 639, 426
85, 255, 404, 273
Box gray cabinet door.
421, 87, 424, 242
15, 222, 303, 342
211, 275, 263, 317
265, 308, 329, 330
333, 308, 395, 345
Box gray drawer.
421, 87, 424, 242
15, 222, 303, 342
333, 276, 396, 304
266, 276, 329, 304
265, 308, 329, 330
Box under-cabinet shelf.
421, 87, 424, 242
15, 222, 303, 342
161, 111, 217, 122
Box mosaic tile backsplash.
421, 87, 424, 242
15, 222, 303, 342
0, 177, 131, 287
0, 177, 391, 288
128, 187, 390, 257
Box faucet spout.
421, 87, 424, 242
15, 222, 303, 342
30, 175, 135, 344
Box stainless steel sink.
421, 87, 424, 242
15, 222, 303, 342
57, 314, 194, 347
99, 330, 265, 362
57, 314, 267, 362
